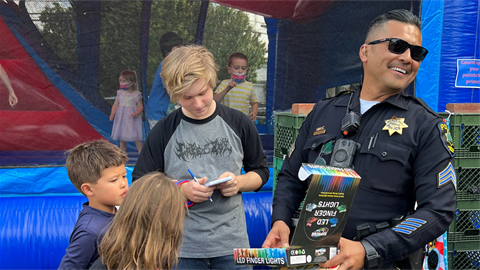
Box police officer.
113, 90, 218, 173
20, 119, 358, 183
262, 9, 456, 270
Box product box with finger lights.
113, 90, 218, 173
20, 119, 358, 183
234, 164, 361, 268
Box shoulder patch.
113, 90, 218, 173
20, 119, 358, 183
438, 162, 457, 190
437, 123, 455, 157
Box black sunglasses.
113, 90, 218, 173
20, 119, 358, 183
368, 38, 428, 62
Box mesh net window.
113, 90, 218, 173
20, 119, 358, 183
0, 0, 268, 165
22, 1, 137, 109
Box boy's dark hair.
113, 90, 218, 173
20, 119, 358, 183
66, 140, 128, 196
228, 52, 248, 66
160, 32, 183, 58
366, 9, 421, 41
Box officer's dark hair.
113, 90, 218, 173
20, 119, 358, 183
366, 9, 421, 41
160, 32, 183, 58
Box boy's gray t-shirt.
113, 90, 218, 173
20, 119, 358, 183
132, 102, 269, 258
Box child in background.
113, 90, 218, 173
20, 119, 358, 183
89, 172, 185, 270
110, 70, 143, 153
213, 53, 258, 121
145, 32, 183, 130
0, 63, 18, 107
58, 140, 129, 270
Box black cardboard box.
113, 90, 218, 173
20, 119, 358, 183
234, 164, 361, 268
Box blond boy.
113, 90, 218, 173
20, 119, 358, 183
133, 45, 269, 270
58, 140, 128, 270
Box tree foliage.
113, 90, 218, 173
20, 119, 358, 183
147, 1, 267, 87
204, 5, 266, 83
98, 1, 143, 98
38, 2, 77, 71
38, 0, 267, 100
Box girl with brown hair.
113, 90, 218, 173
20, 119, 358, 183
90, 172, 185, 270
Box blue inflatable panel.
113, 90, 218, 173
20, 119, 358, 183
243, 191, 273, 270
0, 196, 86, 269
0, 166, 134, 196
0, 166, 273, 269
438, 0, 480, 110
417, 0, 444, 112
1, 167, 272, 196
243, 191, 273, 248
0, 193, 272, 269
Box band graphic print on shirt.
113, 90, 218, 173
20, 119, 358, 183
175, 138, 233, 161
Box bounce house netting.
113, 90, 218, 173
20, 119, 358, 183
0, 0, 268, 165
1, 0, 479, 269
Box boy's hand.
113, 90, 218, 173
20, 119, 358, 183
226, 80, 237, 91
249, 111, 257, 121
182, 177, 215, 203
216, 172, 238, 197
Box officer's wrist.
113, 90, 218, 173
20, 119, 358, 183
360, 239, 381, 269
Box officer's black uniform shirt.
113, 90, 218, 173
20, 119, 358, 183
272, 87, 456, 267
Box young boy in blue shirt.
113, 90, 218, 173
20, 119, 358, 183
58, 140, 129, 270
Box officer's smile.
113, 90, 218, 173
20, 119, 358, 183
389, 66, 407, 75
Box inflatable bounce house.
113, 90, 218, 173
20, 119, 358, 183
0, 0, 478, 269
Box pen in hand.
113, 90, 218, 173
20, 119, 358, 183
187, 169, 214, 204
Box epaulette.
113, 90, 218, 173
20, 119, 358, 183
335, 89, 355, 97
403, 92, 440, 118
322, 89, 356, 101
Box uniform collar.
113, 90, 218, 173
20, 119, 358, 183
380, 90, 409, 111
334, 85, 409, 112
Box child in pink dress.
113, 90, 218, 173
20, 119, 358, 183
110, 70, 143, 153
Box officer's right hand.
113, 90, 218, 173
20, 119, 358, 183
262, 220, 290, 248
181, 177, 215, 203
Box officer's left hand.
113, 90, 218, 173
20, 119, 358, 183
216, 172, 238, 197
318, 237, 365, 270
